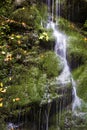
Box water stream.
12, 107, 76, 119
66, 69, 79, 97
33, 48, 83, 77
47, 0, 81, 112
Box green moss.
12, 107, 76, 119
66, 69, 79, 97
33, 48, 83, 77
58, 17, 87, 107
58, 18, 77, 34
7, 74, 43, 107
72, 65, 85, 80
0, 119, 6, 130
77, 66, 87, 101
0, 50, 63, 118
11, 5, 42, 29
72, 64, 87, 102
0, 0, 13, 17
58, 18, 87, 69
61, 18, 87, 102
39, 51, 63, 78
38, 3, 48, 25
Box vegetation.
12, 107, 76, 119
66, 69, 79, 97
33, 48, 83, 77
58, 17, 87, 126
0, 0, 63, 125
58, 17, 87, 103
0, 0, 87, 129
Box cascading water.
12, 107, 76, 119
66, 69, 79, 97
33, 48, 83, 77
47, 0, 81, 113
46, 3, 87, 129
72, 79, 81, 111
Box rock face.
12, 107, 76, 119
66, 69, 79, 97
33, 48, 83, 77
43, 0, 87, 23
61, 0, 87, 23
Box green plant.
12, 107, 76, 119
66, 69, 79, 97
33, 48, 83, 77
39, 51, 63, 78
39, 32, 49, 41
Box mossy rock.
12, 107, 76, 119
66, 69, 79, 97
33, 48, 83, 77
58, 18, 78, 34
39, 51, 63, 78
73, 64, 87, 102
39, 29, 55, 50
67, 42, 87, 69
11, 5, 41, 29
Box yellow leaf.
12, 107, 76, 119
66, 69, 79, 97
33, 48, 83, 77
40, 54, 44, 58
16, 35, 21, 39
15, 98, 20, 101
24, 51, 27, 54
84, 38, 87, 41
13, 99, 16, 102
22, 22, 26, 27
13, 98, 20, 102
22, 7, 25, 10
39, 35, 44, 40
43, 32, 47, 36
9, 77, 12, 81
0, 82, 3, 87
18, 40, 21, 44
11, 34, 15, 37
0, 103, 3, 107
46, 36, 49, 41
10, 36, 14, 40
1, 89, 6, 93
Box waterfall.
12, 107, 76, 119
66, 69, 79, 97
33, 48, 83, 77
52, 0, 54, 21
47, 0, 81, 113
47, 0, 71, 85
47, 0, 51, 14
47, 0, 61, 22
72, 79, 81, 111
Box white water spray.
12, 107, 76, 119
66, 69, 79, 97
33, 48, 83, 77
72, 79, 81, 111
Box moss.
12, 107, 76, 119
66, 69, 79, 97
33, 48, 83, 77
0, 51, 62, 116
73, 64, 87, 102
58, 17, 78, 34
58, 18, 87, 69
11, 5, 42, 29
61, 18, 87, 102
0, 119, 6, 130
0, 0, 13, 17
61, 17, 87, 103
0, 15, 61, 120
38, 3, 48, 25
39, 51, 63, 78
58, 17, 87, 110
